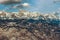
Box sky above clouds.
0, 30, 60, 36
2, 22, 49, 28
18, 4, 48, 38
0, 0, 60, 13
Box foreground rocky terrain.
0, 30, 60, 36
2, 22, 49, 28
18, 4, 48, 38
0, 19, 60, 40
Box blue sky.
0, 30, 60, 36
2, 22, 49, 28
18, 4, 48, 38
0, 0, 60, 13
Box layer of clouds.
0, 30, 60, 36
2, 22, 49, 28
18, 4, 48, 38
11, 3, 30, 9
0, 0, 30, 8
0, 0, 21, 4
1, 0, 30, 11
53, 0, 60, 3
53, 0, 60, 1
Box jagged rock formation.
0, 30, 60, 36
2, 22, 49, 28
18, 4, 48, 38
0, 18, 59, 40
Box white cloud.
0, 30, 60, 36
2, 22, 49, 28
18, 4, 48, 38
12, 3, 30, 8
22, 3, 30, 7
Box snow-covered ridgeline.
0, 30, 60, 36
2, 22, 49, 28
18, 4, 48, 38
0, 10, 59, 20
